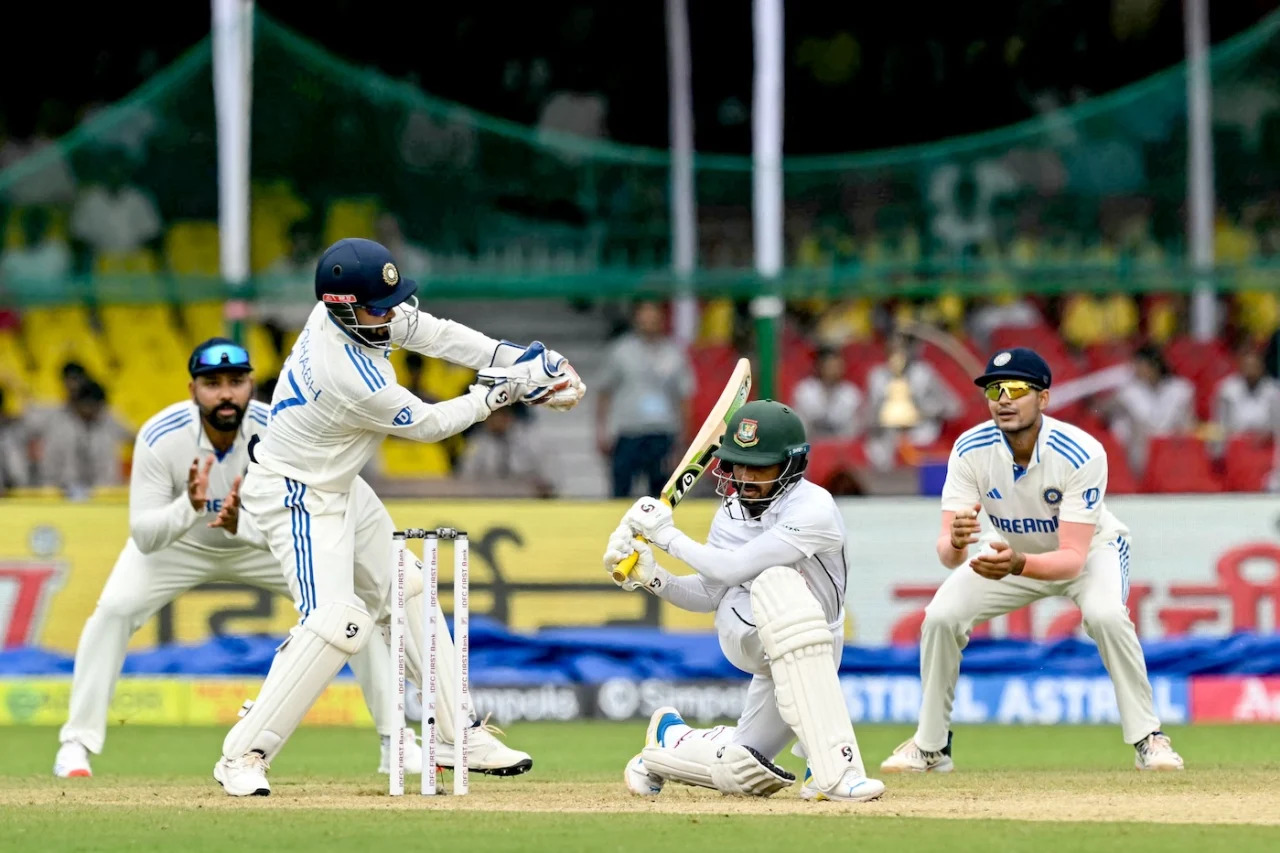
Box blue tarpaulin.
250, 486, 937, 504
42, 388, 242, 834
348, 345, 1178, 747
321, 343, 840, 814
2, 619, 1277, 682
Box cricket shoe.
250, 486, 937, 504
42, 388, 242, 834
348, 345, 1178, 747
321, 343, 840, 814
880, 732, 954, 773
624, 753, 665, 796
647, 705, 684, 748
53, 740, 92, 778
799, 766, 886, 803
436, 717, 532, 776
378, 727, 424, 775
213, 751, 271, 796
1134, 732, 1183, 771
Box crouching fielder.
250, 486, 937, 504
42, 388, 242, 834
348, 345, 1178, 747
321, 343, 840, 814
881, 347, 1183, 773
603, 400, 884, 803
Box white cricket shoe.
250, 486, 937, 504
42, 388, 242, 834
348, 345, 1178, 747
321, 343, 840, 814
378, 727, 424, 775
436, 719, 533, 776
646, 705, 683, 748
1134, 732, 1183, 771
624, 753, 665, 796
800, 766, 886, 802
880, 734, 954, 773
213, 751, 271, 796
53, 740, 92, 778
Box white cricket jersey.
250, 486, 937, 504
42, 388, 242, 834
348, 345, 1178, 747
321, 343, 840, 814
940, 414, 1128, 554
251, 303, 507, 493
704, 479, 850, 624
130, 399, 272, 554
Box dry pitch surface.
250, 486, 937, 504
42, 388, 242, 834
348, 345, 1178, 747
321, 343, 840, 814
3, 723, 1278, 852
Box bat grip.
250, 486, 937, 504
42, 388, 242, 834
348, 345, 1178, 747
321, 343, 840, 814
611, 535, 649, 583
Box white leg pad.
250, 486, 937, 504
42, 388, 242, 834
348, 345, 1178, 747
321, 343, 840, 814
641, 737, 795, 797
222, 601, 373, 761
402, 559, 461, 741
751, 566, 865, 792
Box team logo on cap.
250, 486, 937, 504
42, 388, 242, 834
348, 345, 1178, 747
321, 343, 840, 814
993, 351, 1012, 367
382, 262, 399, 286
1043, 487, 1063, 506
733, 418, 760, 448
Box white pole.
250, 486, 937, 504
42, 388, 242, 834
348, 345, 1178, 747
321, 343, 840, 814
752, 0, 784, 280
666, 0, 699, 344
751, 0, 785, 398
1185, 0, 1217, 341
212, 0, 254, 292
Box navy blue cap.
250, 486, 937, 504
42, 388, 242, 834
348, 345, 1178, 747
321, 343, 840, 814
314, 238, 418, 310
189, 338, 253, 378
974, 347, 1052, 389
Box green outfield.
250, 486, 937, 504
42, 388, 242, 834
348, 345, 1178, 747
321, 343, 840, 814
2, 723, 1277, 852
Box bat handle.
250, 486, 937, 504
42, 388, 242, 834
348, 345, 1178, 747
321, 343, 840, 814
611, 535, 649, 583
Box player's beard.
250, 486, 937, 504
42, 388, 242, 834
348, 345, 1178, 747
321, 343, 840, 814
201, 400, 246, 433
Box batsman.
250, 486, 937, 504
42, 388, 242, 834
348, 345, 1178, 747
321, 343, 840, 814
603, 400, 884, 803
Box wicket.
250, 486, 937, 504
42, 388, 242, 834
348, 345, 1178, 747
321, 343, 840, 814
388, 527, 470, 797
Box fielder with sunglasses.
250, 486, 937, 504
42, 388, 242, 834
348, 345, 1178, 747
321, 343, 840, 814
213, 237, 585, 796
880, 347, 1183, 773
54, 338, 417, 778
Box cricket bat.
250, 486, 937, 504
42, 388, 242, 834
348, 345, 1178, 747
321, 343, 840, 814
612, 357, 752, 583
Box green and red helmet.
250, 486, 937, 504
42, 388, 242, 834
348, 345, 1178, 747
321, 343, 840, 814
712, 399, 810, 508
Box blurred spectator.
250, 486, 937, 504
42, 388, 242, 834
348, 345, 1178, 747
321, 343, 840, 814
790, 347, 865, 439
402, 352, 440, 404
455, 406, 555, 497
0, 206, 72, 288
374, 213, 432, 277
1211, 345, 1280, 445
0, 106, 78, 206
36, 379, 133, 496
967, 290, 1044, 351
0, 388, 30, 491
595, 300, 694, 498
69, 147, 162, 266
1106, 345, 1196, 474
864, 335, 962, 471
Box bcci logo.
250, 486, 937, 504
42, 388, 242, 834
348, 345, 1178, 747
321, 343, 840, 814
1042, 487, 1063, 506
382, 262, 399, 286
733, 418, 760, 448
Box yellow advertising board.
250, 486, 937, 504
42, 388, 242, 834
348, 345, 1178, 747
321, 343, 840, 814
0, 498, 721, 653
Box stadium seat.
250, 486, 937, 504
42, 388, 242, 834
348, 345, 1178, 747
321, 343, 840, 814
1091, 426, 1140, 494
804, 437, 868, 490
1222, 435, 1276, 492
840, 339, 885, 389
1140, 436, 1222, 493
380, 437, 452, 478
697, 299, 736, 345
165, 221, 221, 275
323, 198, 380, 247
181, 301, 227, 346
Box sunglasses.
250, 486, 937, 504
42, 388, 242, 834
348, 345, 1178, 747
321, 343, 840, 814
983, 380, 1039, 401
192, 343, 251, 371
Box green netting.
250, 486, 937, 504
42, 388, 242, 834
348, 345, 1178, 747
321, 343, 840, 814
3, 10, 1280, 308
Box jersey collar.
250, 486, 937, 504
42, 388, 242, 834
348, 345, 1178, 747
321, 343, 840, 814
194, 404, 249, 462
999, 415, 1047, 482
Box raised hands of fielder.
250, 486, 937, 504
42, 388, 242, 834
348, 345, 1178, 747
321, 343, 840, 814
209, 475, 242, 535
187, 455, 215, 512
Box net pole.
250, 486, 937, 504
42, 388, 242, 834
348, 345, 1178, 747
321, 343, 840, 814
212, 0, 255, 343
1185, 0, 1217, 341
666, 0, 699, 345
751, 0, 783, 399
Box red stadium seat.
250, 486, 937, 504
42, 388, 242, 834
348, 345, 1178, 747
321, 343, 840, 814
1092, 427, 1140, 494
840, 339, 885, 389
1140, 436, 1223, 493
805, 437, 868, 490
1222, 435, 1276, 492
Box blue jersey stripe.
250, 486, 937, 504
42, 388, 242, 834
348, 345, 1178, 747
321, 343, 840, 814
957, 438, 1002, 457
1045, 439, 1083, 468
354, 348, 385, 389
956, 430, 1001, 453
1046, 435, 1087, 467
1048, 430, 1091, 461
142, 410, 190, 444
145, 417, 193, 447
344, 344, 382, 393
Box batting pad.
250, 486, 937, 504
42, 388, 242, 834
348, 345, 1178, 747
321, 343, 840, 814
750, 566, 865, 792
641, 737, 795, 797
400, 561, 462, 741
222, 601, 373, 761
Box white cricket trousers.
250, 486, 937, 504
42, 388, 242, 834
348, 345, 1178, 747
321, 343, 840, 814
915, 534, 1161, 750
685, 585, 845, 762
58, 538, 389, 754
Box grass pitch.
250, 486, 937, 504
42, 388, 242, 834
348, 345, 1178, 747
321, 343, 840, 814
2, 723, 1277, 852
